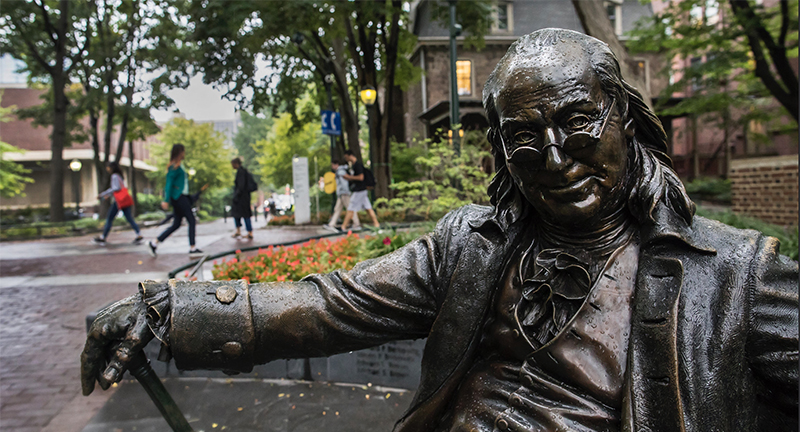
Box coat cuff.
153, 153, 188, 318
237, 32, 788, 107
168, 279, 256, 374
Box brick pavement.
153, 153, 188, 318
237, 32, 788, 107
0, 221, 325, 432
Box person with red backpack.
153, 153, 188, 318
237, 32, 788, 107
93, 162, 142, 245
231, 157, 257, 240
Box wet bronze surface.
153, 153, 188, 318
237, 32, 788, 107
82, 29, 798, 432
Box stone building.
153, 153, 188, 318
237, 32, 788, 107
403, 0, 661, 143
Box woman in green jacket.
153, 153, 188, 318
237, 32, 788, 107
147, 144, 202, 257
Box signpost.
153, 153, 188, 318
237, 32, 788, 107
321, 110, 341, 136
292, 157, 311, 225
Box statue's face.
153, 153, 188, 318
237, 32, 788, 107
494, 47, 629, 228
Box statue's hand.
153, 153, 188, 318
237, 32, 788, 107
81, 295, 154, 395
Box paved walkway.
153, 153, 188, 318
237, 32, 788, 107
0, 218, 326, 432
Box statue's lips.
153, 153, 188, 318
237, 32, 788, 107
543, 176, 596, 197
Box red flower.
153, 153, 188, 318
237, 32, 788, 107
382, 236, 391, 246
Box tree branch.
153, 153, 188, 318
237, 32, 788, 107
344, 13, 365, 85
729, 0, 797, 101
778, 0, 789, 48
34, 0, 58, 46
8, 15, 54, 74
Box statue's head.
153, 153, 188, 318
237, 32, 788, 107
483, 28, 693, 230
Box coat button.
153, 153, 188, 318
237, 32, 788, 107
216, 286, 237, 304
509, 395, 522, 407
511, 329, 520, 339
496, 418, 509, 430
222, 341, 243, 358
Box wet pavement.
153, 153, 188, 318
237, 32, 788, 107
0, 218, 330, 432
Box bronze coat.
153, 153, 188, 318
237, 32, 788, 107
171, 204, 798, 431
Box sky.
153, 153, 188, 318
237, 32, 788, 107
0, 54, 239, 123
150, 74, 238, 123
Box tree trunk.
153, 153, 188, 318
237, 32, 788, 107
50, 73, 67, 222
128, 139, 138, 215
373, 0, 402, 199
571, 0, 652, 107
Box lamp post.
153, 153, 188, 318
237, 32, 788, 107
69, 159, 82, 216
359, 86, 377, 171
449, 0, 462, 156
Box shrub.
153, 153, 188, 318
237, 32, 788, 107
212, 228, 427, 282
684, 177, 732, 203
376, 131, 492, 221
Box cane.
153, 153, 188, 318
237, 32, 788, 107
127, 351, 194, 432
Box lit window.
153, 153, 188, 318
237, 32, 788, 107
456, 60, 472, 96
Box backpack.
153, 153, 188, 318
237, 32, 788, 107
363, 168, 376, 189
245, 169, 258, 192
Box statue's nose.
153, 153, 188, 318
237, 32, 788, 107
543, 127, 568, 171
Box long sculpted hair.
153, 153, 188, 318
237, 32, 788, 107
483, 28, 694, 228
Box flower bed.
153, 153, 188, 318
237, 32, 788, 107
212, 228, 428, 283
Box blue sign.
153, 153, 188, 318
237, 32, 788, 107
321, 110, 341, 136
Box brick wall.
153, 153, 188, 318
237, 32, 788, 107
730, 155, 798, 226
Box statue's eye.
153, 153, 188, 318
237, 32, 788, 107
565, 114, 591, 131
513, 131, 537, 147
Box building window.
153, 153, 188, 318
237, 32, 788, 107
605, 1, 622, 36
690, 56, 702, 91
456, 60, 472, 96
491, 3, 512, 33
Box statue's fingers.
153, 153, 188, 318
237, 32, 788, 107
98, 322, 151, 389
81, 325, 111, 396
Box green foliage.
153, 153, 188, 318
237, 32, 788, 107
147, 117, 234, 196
684, 177, 732, 203
628, 0, 798, 129
233, 110, 274, 186
697, 205, 798, 260
376, 131, 492, 221
254, 95, 328, 189
429, 0, 494, 50
0, 97, 33, 198
198, 187, 232, 218
135, 193, 162, 214
390, 140, 427, 184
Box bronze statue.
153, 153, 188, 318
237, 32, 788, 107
82, 29, 798, 431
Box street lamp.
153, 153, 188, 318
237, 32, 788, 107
360, 86, 377, 175
69, 159, 82, 216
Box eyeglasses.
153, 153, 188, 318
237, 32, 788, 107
501, 98, 615, 166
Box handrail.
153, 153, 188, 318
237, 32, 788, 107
167, 223, 419, 279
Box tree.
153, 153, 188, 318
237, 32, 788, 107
254, 96, 328, 190
571, 0, 652, 105
188, 1, 492, 199
147, 117, 233, 196
233, 110, 274, 186
1, 0, 91, 221
629, 0, 798, 123
76, 0, 192, 211
0, 97, 33, 198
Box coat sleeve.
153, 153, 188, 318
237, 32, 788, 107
163, 167, 174, 203
746, 234, 798, 419
166, 208, 477, 371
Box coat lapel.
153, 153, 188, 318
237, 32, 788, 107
624, 205, 715, 432
396, 218, 517, 432
625, 250, 686, 432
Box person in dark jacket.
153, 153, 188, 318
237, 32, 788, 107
230, 157, 254, 240
82, 29, 798, 432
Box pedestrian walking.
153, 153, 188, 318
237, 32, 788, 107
93, 162, 142, 245
323, 160, 359, 232
230, 157, 256, 240
147, 144, 203, 257
156, 183, 209, 226
340, 150, 380, 231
